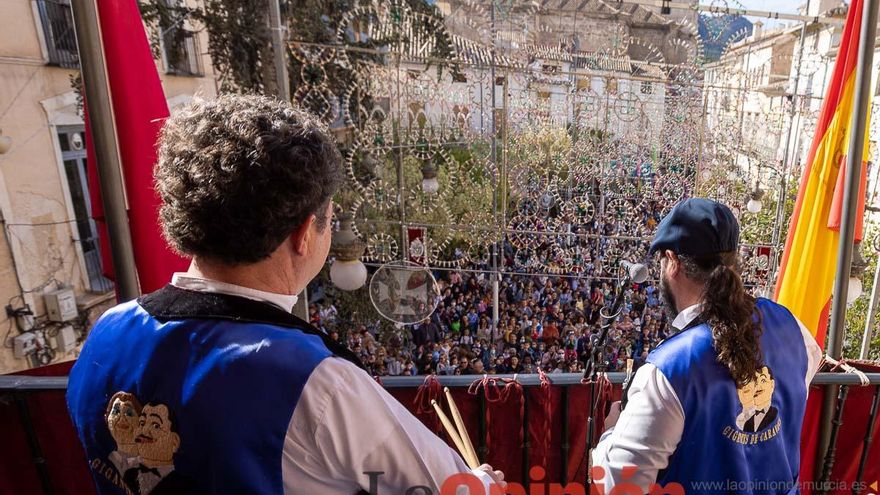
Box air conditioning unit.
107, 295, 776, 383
44, 288, 77, 322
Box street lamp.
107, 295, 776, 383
362, 152, 382, 181
747, 183, 765, 213
421, 161, 439, 194
848, 242, 867, 305
329, 213, 367, 291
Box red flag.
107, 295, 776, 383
84, 0, 188, 294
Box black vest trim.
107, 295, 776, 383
138, 285, 365, 371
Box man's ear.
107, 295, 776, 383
290, 214, 317, 256
664, 250, 680, 277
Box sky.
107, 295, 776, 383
731, 0, 837, 27
736, 0, 806, 12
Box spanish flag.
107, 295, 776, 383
773, 0, 870, 348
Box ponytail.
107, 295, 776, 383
679, 252, 763, 386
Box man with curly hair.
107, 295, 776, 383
67, 94, 503, 494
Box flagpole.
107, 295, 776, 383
816, 0, 879, 485
268, 0, 290, 102
69, 0, 140, 301
265, 0, 305, 318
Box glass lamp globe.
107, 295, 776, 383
746, 198, 763, 213
422, 177, 440, 194
847, 276, 863, 305
330, 259, 367, 291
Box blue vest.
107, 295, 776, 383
647, 298, 808, 495
67, 286, 364, 494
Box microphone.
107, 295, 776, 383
620, 260, 649, 283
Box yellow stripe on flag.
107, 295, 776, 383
773, 0, 873, 348
775, 75, 849, 337
775, 69, 872, 342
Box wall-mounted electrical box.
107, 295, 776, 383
44, 288, 77, 322
56, 325, 77, 353
13, 332, 37, 358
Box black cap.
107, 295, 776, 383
649, 198, 739, 256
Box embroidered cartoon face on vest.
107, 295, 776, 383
135, 403, 181, 467
734, 366, 779, 434
753, 366, 776, 411
106, 391, 142, 456
98, 393, 191, 494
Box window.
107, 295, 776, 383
57, 127, 113, 293
162, 28, 203, 76
606, 78, 618, 94
36, 0, 79, 68
158, 0, 203, 76
640, 81, 653, 95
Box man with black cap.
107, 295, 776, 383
592, 198, 821, 494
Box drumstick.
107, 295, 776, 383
444, 387, 479, 468
431, 400, 478, 469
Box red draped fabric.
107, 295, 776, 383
1, 368, 877, 492
0, 362, 94, 495
84, 0, 188, 293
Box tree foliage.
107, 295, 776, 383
196, 0, 271, 92
843, 226, 880, 361
139, 1, 200, 71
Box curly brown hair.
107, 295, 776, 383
678, 252, 764, 386
155, 94, 343, 264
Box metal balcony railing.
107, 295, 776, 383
35, 0, 79, 69
75, 236, 114, 293
2, 372, 878, 494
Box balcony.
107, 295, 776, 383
1, 368, 878, 493
35, 0, 79, 69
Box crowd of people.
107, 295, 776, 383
311, 268, 673, 377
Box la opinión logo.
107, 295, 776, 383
363, 466, 685, 495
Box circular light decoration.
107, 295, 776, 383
369, 261, 441, 325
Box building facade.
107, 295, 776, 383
0, 0, 217, 373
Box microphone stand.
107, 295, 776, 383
583, 267, 631, 486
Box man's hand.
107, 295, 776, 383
476, 464, 506, 488
604, 400, 622, 431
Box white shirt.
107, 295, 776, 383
171, 275, 493, 494
591, 303, 823, 493
172, 273, 299, 312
